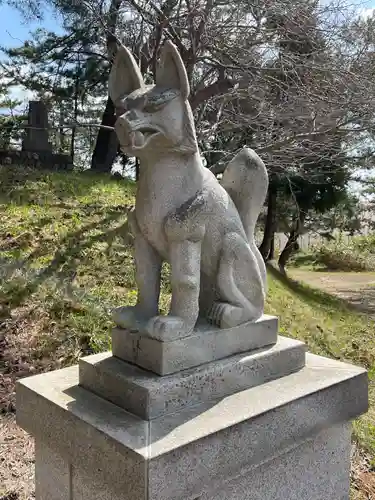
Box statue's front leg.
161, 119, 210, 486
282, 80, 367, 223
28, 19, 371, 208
113, 212, 161, 330
146, 239, 201, 340
146, 192, 208, 340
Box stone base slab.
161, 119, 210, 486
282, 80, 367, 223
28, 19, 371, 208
112, 314, 278, 375
17, 353, 368, 500
196, 421, 352, 500
79, 336, 306, 419
34, 422, 352, 500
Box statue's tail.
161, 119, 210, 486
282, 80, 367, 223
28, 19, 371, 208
221, 147, 269, 288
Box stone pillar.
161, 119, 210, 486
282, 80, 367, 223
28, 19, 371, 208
22, 101, 52, 153
17, 315, 368, 500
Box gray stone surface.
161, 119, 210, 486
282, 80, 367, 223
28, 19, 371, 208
109, 41, 269, 339
71, 463, 129, 500
33, 420, 352, 500
145, 354, 367, 500
196, 422, 351, 500
79, 335, 306, 419
22, 101, 52, 153
35, 440, 71, 500
17, 367, 147, 500
31, 421, 353, 500
112, 314, 278, 375
36, 438, 143, 500
17, 353, 367, 500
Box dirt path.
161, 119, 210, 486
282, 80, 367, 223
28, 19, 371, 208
290, 270, 375, 317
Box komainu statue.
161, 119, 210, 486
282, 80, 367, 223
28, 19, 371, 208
110, 40, 269, 340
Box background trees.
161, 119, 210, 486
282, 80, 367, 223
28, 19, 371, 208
1, 0, 375, 267
0, 86, 26, 149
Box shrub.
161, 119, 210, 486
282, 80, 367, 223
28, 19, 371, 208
291, 234, 375, 271
316, 244, 375, 271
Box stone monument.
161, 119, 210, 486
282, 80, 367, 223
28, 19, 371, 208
17, 41, 368, 500
22, 100, 53, 153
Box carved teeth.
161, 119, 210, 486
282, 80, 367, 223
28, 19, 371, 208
133, 131, 145, 147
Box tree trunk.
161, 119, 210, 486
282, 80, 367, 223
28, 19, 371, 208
58, 104, 66, 154
91, 0, 122, 172
70, 124, 76, 161
70, 80, 79, 161
259, 185, 277, 261
90, 97, 118, 172
269, 233, 275, 261
278, 212, 306, 273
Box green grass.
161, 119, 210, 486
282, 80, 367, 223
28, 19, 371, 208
266, 266, 375, 457
0, 166, 171, 369
0, 166, 374, 461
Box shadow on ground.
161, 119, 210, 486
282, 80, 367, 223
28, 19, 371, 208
284, 266, 375, 318
267, 264, 362, 314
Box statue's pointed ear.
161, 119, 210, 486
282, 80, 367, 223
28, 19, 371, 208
155, 41, 190, 99
108, 44, 145, 105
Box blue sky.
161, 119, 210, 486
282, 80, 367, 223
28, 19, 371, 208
0, 3, 63, 50
0, 4, 64, 103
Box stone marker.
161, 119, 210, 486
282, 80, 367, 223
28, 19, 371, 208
17, 41, 368, 500
22, 101, 52, 153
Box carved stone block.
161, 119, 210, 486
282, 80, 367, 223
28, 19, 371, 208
112, 315, 278, 375
79, 336, 306, 419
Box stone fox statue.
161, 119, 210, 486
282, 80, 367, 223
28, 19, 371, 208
110, 40, 269, 339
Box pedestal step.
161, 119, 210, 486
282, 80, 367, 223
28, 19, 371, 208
79, 336, 305, 419
112, 314, 278, 375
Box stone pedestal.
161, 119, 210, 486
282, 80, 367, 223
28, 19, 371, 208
17, 316, 368, 500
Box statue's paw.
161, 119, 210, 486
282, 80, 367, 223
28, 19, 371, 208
112, 305, 146, 331
208, 302, 244, 329
207, 302, 227, 327
146, 315, 194, 341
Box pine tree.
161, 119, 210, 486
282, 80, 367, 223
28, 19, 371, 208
3, 22, 110, 166
0, 84, 26, 150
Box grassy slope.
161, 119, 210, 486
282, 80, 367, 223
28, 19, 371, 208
0, 166, 374, 459
267, 266, 375, 455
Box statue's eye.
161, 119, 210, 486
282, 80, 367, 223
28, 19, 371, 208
143, 98, 166, 113
127, 94, 146, 110
143, 89, 180, 113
